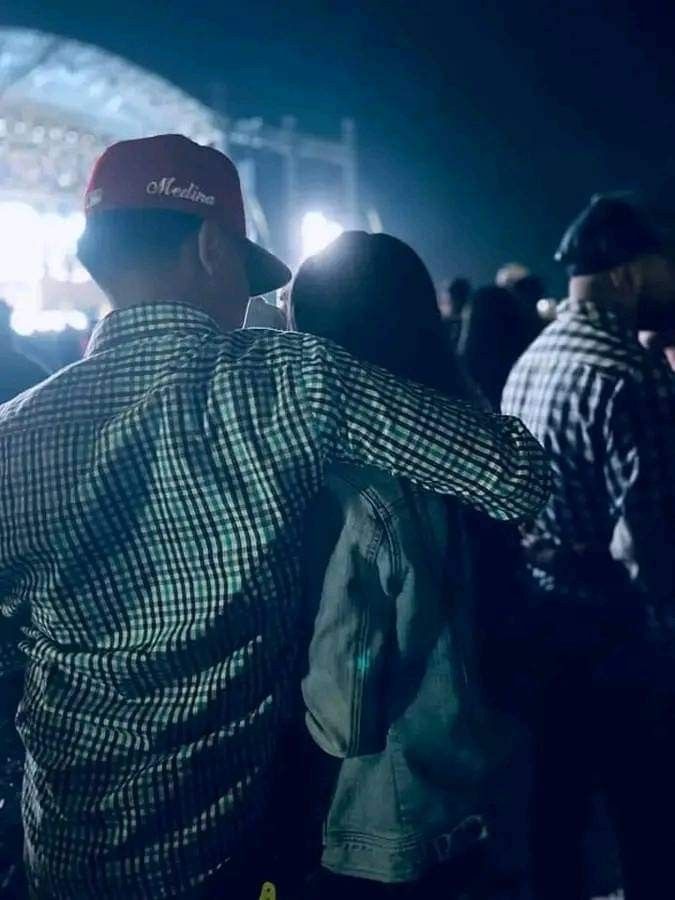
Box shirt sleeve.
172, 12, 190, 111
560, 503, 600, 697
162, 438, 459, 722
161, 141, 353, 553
298, 335, 550, 522
603, 366, 675, 615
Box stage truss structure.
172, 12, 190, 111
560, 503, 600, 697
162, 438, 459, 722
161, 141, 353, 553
0, 27, 358, 328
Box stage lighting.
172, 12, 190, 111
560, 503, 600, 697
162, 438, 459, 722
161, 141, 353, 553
11, 308, 89, 336
300, 211, 343, 260
42, 212, 86, 282
0, 202, 44, 283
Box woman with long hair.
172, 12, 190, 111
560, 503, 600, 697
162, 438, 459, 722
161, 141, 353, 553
291, 232, 527, 900
290, 231, 474, 402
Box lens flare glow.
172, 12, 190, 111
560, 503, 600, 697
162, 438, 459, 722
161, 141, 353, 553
300, 211, 344, 259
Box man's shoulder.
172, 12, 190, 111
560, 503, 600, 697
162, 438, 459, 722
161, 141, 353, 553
511, 313, 645, 381
217, 326, 304, 356
0, 359, 78, 434
504, 319, 675, 434
504, 322, 631, 423
212, 328, 330, 370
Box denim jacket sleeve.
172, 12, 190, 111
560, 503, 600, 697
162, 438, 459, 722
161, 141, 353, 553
301, 468, 401, 758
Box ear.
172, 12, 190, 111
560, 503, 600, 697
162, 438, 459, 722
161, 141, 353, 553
197, 220, 228, 277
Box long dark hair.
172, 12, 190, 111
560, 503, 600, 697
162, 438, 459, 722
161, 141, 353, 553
290, 231, 524, 717
290, 231, 474, 403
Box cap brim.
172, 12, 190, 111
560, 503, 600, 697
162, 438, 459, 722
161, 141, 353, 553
243, 239, 291, 296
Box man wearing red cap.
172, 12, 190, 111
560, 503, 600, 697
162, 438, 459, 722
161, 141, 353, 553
0, 134, 549, 899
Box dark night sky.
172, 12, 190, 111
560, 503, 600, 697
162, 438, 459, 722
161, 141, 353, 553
4, 0, 675, 292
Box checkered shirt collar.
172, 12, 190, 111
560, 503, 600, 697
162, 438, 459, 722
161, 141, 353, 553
86, 302, 222, 356
556, 295, 636, 341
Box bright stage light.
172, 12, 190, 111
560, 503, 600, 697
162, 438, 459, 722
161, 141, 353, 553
11, 308, 89, 336
300, 211, 344, 259
42, 212, 86, 281
0, 201, 96, 322
41, 211, 88, 284
11, 309, 51, 337
67, 310, 89, 330
0, 202, 44, 283
0, 203, 87, 288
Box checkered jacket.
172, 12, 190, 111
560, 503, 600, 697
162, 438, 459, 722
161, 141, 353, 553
502, 296, 675, 613
0, 302, 548, 899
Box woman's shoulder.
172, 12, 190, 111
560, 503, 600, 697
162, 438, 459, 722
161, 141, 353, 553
325, 463, 409, 503
323, 464, 448, 530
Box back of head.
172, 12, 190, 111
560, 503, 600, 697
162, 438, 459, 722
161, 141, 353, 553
75, 135, 291, 329
555, 193, 666, 278
290, 231, 471, 400
77, 209, 203, 290
496, 262, 530, 289
555, 191, 675, 328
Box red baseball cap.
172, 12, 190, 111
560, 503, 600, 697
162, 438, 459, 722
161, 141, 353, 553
83, 134, 291, 295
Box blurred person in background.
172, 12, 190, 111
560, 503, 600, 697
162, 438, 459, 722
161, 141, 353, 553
439, 276, 472, 349
0, 301, 49, 403
290, 232, 532, 900
509, 274, 547, 346
503, 192, 675, 900
460, 266, 545, 409
0, 137, 549, 900
494, 264, 546, 345
448, 276, 472, 317
495, 262, 531, 290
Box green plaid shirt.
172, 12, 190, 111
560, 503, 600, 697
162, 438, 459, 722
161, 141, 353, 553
0, 302, 548, 898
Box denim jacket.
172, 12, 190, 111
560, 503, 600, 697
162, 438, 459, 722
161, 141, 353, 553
302, 464, 523, 883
